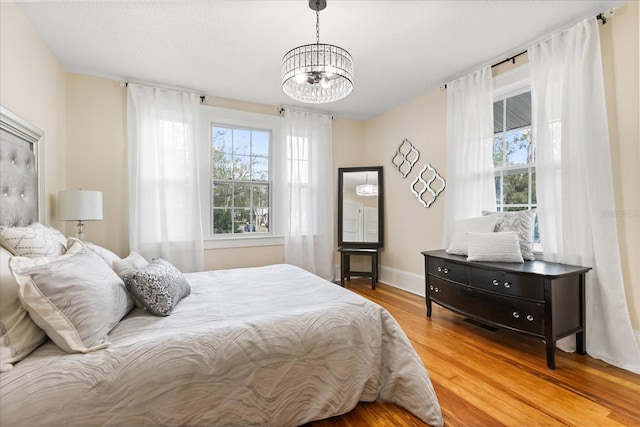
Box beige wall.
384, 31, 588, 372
65, 74, 129, 255
599, 1, 640, 331
364, 90, 448, 292
0, 1, 67, 226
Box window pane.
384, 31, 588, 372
213, 183, 232, 207
213, 208, 232, 234
255, 208, 269, 232
531, 170, 537, 204
493, 136, 504, 167
493, 99, 504, 133
253, 184, 269, 207
234, 129, 251, 155
233, 208, 252, 233
213, 127, 232, 153
495, 175, 502, 205
505, 92, 531, 130
505, 129, 532, 166
253, 131, 269, 156
252, 156, 269, 181
233, 155, 251, 180
503, 170, 529, 205
212, 153, 233, 179
233, 184, 251, 207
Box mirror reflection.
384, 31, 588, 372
338, 166, 383, 248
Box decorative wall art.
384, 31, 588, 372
410, 163, 446, 208
391, 138, 420, 178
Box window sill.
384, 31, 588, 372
204, 235, 284, 250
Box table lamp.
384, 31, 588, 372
58, 189, 103, 241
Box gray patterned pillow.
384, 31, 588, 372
482, 209, 537, 261
123, 259, 190, 316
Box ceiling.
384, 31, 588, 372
16, 0, 624, 120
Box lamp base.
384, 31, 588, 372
76, 220, 85, 242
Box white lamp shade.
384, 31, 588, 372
58, 190, 103, 221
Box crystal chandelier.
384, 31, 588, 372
281, 0, 354, 104
356, 173, 378, 197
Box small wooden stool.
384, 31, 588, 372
339, 247, 379, 290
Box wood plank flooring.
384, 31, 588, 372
311, 279, 640, 427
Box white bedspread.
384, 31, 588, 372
0, 264, 442, 426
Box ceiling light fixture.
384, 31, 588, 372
281, 0, 354, 104
356, 173, 378, 197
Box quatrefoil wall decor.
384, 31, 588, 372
391, 138, 420, 178
410, 164, 446, 208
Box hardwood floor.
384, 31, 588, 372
311, 279, 640, 427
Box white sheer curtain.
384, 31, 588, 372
276, 109, 334, 281
126, 84, 204, 273
530, 18, 640, 373
443, 66, 496, 247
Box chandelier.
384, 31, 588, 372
356, 173, 378, 197
281, 0, 354, 104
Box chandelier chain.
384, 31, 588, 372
316, 7, 320, 44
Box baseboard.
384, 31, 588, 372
379, 265, 425, 297
334, 263, 426, 297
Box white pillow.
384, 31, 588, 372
113, 252, 149, 308
467, 231, 524, 263
10, 242, 133, 354
0, 222, 67, 257
85, 241, 121, 269
113, 251, 148, 278
446, 216, 498, 256
482, 209, 537, 260
0, 247, 46, 371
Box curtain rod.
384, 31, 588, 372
278, 106, 334, 119
441, 9, 614, 90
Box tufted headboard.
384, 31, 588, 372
0, 106, 44, 227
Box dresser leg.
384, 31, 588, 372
576, 331, 586, 355
426, 299, 432, 317
546, 342, 556, 370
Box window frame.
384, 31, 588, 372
198, 106, 283, 249
492, 64, 541, 251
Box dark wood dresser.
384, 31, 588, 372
422, 249, 590, 369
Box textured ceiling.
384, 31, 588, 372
16, 0, 624, 120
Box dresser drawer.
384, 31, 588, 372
428, 277, 545, 335
469, 267, 544, 301
428, 258, 468, 283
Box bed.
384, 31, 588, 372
0, 106, 443, 426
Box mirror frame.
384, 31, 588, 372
338, 166, 384, 249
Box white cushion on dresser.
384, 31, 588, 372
446, 215, 498, 256
467, 231, 524, 263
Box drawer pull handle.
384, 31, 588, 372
504, 282, 511, 289
512, 311, 520, 319
429, 285, 434, 291
437, 266, 449, 274
527, 315, 534, 321
434, 287, 440, 293
437, 267, 441, 272
492, 279, 500, 286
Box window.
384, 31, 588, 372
210, 125, 270, 236
493, 89, 539, 242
